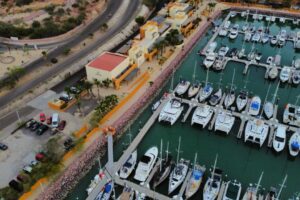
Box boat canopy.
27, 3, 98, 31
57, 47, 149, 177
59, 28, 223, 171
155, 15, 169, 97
292, 142, 300, 150
104, 184, 112, 193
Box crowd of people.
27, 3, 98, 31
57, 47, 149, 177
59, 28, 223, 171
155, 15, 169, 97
38, 10, 222, 200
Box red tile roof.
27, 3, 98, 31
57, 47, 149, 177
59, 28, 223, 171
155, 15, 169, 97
87, 52, 127, 72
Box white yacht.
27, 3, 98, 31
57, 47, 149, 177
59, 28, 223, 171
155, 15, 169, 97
191, 105, 214, 128
218, 46, 229, 57
266, 56, 274, 65
263, 102, 274, 119
283, 103, 300, 127
289, 131, 300, 157
224, 90, 235, 108
270, 35, 278, 45
292, 70, 300, 85
229, 24, 239, 39
248, 96, 261, 116
175, 79, 190, 95
268, 66, 278, 80
158, 99, 183, 125
266, 15, 271, 21
188, 82, 201, 98
252, 13, 258, 20
244, 119, 269, 147
242, 172, 264, 200
96, 181, 114, 200
252, 32, 261, 42
185, 154, 206, 199
230, 11, 237, 18
271, 15, 276, 22
273, 125, 286, 153
168, 159, 189, 194
280, 66, 291, 83
222, 180, 242, 200
258, 14, 263, 20
214, 111, 235, 134
236, 90, 248, 112
135, 191, 146, 200
294, 58, 300, 69
199, 84, 213, 102
203, 167, 223, 200
204, 53, 217, 69
219, 27, 228, 37
134, 147, 158, 182
278, 29, 287, 46
206, 42, 217, 54
119, 150, 137, 179
261, 33, 269, 43
213, 56, 225, 71
279, 17, 286, 23
294, 31, 300, 49
244, 31, 252, 42
209, 89, 222, 106
224, 20, 231, 29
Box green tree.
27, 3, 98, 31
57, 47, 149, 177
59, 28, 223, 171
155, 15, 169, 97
93, 78, 102, 101
142, 0, 157, 8
135, 16, 145, 25
31, 21, 41, 28
83, 80, 94, 96
6, 66, 25, 88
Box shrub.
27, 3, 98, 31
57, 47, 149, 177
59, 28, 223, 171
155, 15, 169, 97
50, 58, 58, 64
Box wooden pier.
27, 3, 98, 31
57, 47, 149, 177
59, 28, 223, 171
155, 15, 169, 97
175, 169, 192, 200
217, 182, 227, 200
144, 158, 161, 186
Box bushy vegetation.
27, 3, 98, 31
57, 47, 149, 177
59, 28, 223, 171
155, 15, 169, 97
142, 0, 157, 8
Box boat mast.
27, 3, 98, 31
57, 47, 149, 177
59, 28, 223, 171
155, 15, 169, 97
209, 154, 218, 190
295, 95, 300, 106
255, 171, 264, 192
277, 174, 288, 200
176, 137, 182, 164
192, 61, 197, 83
243, 69, 250, 89
170, 70, 175, 93
229, 68, 236, 92
272, 81, 280, 104
166, 141, 170, 162
205, 68, 209, 86
193, 152, 198, 171
260, 84, 271, 118
160, 139, 163, 172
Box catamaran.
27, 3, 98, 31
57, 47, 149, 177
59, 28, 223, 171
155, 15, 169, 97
248, 96, 261, 116
152, 141, 172, 188
289, 131, 300, 157
175, 79, 190, 95
244, 119, 269, 147
280, 66, 291, 83
134, 146, 158, 182
191, 105, 214, 128
242, 172, 264, 200
222, 180, 242, 200
185, 153, 206, 199
273, 125, 286, 153
158, 99, 183, 125
203, 155, 223, 200
214, 111, 235, 134
168, 137, 190, 194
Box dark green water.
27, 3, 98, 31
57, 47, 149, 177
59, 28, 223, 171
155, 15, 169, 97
66, 14, 300, 200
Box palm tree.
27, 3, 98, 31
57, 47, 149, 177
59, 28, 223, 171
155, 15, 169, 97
93, 78, 102, 101
64, 86, 71, 97
75, 93, 82, 114
83, 80, 94, 97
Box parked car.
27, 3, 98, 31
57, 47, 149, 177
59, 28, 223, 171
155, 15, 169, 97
0, 142, 8, 150
35, 153, 46, 162
39, 113, 46, 122
31, 122, 41, 131
58, 120, 66, 131
59, 93, 73, 102
17, 174, 29, 183
25, 119, 36, 128
64, 138, 74, 151
46, 116, 52, 125
52, 113, 59, 128
9, 180, 23, 192
70, 86, 80, 94
23, 165, 33, 174
36, 124, 49, 135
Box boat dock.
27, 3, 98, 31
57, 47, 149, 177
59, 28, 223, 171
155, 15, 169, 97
217, 182, 227, 200
175, 169, 192, 200
144, 158, 161, 185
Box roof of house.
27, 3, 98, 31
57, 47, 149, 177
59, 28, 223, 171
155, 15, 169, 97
87, 52, 127, 72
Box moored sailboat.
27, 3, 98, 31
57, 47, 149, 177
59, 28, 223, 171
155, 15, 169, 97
242, 172, 264, 200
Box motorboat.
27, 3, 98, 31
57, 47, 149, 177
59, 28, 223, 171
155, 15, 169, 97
249, 25, 256, 33
206, 42, 217, 54
222, 180, 242, 200
248, 96, 261, 116
294, 31, 300, 49
219, 27, 228, 37
266, 15, 271, 21
213, 56, 225, 71
168, 158, 190, 194
273, 125, 286, 153
199, 84, 213, 102
258, 14, 263, 20
214, 111, 235, 134
152, 100, 161, 112
280, 66, 291, 83
224, 90, 235, 108
191, 105, 214, 128
188, 82, 201, 98
278, 29, 287, 46
203, 167, 223, 200
229, 48, 238, 57
289, 131, 300, 157
204, 53, 217, 69
242, 172, 264, 200
224, 20, 231, 29
134, 146, 158, 182
279, 17, 286, 23
274, 54, 281, 66
236, 90, 248, 112
266, 56, 274, 65
241, 11, 247, 18
261, 33, 269, 44
247, 51, 256, 61
175, 79, 190, 95
158, 99, 183, 125
218, 46, 229, 57
293, 18, 299, 25
263, 102, 274, 119
283, 104, 300, 127
185, 161, 206, 199
230, 11, 237, 18
117, 186, 134, 200
244, 31, 252, 42
292, 70, 300, 85
229, 24, 239, 39
255, 52, 262, 62
209, 89, 222, 106
294, 58, 300, 69
153, 154, 172, 188
119, 150, 137, 179
242, 24, 248, 32
271, 15, 276, 22
252, 32, 261, 42
268, 66, 278, 80
237, 48, 246, 59
245, 119, 269, 147
265, 187, 277, 200
252, 13, 258, 20
270, 35, 278, 45
96, 181, 114, 200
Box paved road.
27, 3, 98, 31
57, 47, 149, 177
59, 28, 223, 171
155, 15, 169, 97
0, 0, 140, 109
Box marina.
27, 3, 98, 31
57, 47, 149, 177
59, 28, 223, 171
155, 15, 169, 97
67, 9, 300, 200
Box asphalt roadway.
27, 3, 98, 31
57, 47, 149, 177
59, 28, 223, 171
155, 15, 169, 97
0, 0, 140, 110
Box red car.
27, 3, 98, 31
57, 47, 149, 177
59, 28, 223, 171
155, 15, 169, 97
39, 113, 46, 122
58, 120, 66, 131
46, 116, 52, 125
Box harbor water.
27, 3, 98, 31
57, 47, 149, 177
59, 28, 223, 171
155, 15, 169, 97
66, 12, 300, 200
